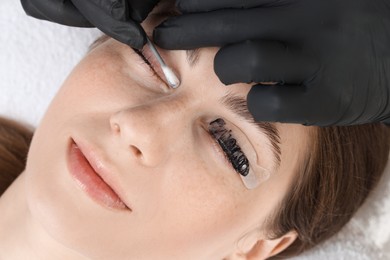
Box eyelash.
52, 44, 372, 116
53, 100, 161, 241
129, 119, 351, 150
209, 118, 250, 177
132, 48, 161, 83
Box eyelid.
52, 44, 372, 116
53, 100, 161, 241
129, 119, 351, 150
141, 45, 176, 90
132, 48, 170, 92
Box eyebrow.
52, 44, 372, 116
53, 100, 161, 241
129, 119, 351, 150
186, 49, 201, 67
220, 93, 282, 168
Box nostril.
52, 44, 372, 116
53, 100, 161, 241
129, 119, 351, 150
129, 145, 143, 159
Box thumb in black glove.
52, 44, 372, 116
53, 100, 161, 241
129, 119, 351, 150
21, 0, 159, 49
154, 0, 390, 126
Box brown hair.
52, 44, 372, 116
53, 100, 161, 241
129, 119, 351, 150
267, 124, 390, 258
0, 117, 33, 196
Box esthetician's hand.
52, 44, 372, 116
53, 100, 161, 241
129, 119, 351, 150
20, 0, 159, 49
154, 0, 390, 126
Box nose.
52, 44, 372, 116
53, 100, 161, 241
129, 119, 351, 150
109, 95, 193, 167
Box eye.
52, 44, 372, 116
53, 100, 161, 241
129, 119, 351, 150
208, 118, 270, 189
132, 48, 169, 91
209, 118, 250, 176
133, 48, 160, 79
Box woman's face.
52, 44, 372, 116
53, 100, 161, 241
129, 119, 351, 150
24, 13, 310, 260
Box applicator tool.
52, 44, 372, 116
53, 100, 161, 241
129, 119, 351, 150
145, 37, 180, 89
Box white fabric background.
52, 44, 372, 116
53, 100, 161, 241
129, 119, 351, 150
0, 0, 101, 126
1, 0, 389, 259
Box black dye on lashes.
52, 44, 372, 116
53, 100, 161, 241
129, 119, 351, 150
209, 118, 250, 177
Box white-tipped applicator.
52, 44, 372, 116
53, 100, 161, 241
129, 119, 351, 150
146, 37, 180, 89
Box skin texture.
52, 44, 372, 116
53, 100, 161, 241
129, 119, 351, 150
0, 12, 311, 260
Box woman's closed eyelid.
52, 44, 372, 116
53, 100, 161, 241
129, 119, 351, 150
131, 48, 170, 92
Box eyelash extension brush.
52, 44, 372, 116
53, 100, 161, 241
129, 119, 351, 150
145, 37, 181, 89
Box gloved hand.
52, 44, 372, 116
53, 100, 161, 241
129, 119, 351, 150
154, 0, 390, 125
20, 0, 159, 49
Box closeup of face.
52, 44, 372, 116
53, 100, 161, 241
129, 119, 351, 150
23, 8, 311, 260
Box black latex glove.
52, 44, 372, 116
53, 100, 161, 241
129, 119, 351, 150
154, 0, 390, 125
20, 0, 159, 49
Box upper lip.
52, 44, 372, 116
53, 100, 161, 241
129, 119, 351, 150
72, 137, 132, 211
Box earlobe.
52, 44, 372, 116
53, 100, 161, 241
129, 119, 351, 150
231, 230, 298, 260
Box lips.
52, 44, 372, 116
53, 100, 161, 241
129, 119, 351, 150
67, 139, 130, 211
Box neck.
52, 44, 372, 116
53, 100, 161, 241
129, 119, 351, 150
0, 172, 88, 260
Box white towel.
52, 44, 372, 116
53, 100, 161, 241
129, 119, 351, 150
0, 0, 101, 126
1, 0, 389, 258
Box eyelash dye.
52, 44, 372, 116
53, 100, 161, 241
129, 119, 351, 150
209, 118, 271, 190
209, 118, 250, 176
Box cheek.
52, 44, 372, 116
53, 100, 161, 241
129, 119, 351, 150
149, 158, 249, 253
24, 126, 82, 253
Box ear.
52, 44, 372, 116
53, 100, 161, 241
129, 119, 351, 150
228, 230, 298, 260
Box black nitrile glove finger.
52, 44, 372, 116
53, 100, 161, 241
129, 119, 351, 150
70, 0, 144, 48
154, 0, 390, 126
214, 40, 317, 85
247, 85, 313, 124
177, 0, 281, 13
21, 0, 92, 27
128, 0, 162, 22
154, 7, 294, 49
21, 0, 159, 49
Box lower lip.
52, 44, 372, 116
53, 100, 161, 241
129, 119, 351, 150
67, 141, 127, 210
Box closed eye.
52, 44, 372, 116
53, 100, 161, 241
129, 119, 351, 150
209, 118, 250, 177
208, 118, 271, 190
132, 48, 168, 91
